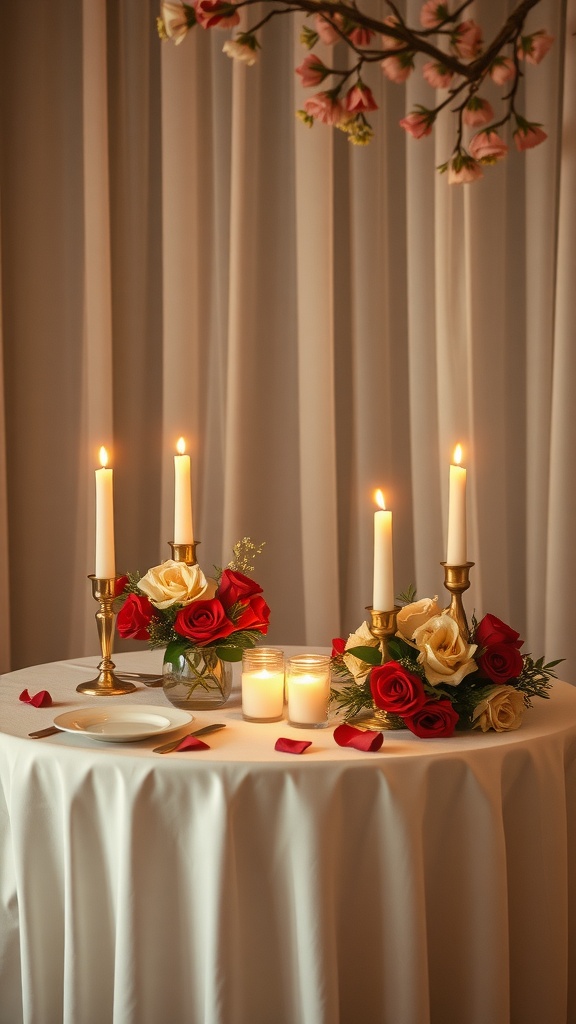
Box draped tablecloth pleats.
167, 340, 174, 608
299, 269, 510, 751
1, 651, 575, 1024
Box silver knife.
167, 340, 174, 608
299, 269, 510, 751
153, 723, 226, 754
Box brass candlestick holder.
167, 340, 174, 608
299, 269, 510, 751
441, 561, 474, 640
169, 541, 199, 565
366, 605, 400, 663
77, 576, 137, 696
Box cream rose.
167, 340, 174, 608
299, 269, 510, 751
137, 560, 214, 610
396, 596, 441, 640
412, 613, 477, 686
343, 620, 381, 684
472, 685, 525, 732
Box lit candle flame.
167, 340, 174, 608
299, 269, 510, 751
176, 437, 186, 455
99, 446, 109, 468
375, 489, 386, 511
453, 444, 462, 466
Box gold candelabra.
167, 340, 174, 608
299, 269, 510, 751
169, 541, 199, 565
77, 576, 137, 697
366, 605, 400, 663
441, 561, 474, 640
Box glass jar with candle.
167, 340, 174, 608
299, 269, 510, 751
242, 648, 285, 723
286, 654, 331, 729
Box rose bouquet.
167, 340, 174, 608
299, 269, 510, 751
116, 539, 270, 704
332, 592, 561, 738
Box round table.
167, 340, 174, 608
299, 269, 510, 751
1, 650, 576, 1024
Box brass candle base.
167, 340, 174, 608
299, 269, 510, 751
366, 605, 400, 663
441, 561, 474, 641
77, 577, 137, 697
169, 541, 199, 565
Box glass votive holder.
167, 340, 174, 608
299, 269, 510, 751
286, 654, 331, 729
242, 648, 285, 723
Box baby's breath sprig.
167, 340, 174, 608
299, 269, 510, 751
227, 537, 266, 575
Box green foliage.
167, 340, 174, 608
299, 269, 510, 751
163, 639, 189, 667
397, 584, 417, 605
330, 682, 374, 720
516, 655, 561, 705
346, 645, 382, 666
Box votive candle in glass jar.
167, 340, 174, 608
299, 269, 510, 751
286, 654, 331, 729
242, 648, 285, 723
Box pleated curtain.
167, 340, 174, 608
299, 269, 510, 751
0, 0, 574, 680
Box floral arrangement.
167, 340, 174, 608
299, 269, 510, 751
332, 591, 561, 737
157, 0, 553, 183
116, 538, 270, 664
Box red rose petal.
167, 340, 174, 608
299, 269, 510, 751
334, 723, 384, 752
175, 736, 211, 752
19, 689, 53, 708
275, 737, 312, 755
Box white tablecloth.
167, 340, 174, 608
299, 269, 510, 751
1, 650, 576, 1024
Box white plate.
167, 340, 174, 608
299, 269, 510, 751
53, 705, 193, 743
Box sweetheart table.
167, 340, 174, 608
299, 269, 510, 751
1, 649, 575, 1024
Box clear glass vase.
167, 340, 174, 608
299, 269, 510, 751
162, 647, 233, 710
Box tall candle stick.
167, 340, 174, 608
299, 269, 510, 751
95, 446, 115, 579
446, 444, 467, 564
373, 489, 394, 611
174, 437, 194, 545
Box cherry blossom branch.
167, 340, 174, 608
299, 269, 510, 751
158, 0, 553, 183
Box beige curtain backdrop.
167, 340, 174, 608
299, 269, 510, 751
0, 0, 573, 679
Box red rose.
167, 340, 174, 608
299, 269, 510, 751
370, 661, 427, 716
217, 569, 263, 610
478, 643, 524, 684
174, 598, 235, 646
476, 613, 522, 650
331, 638, 346, 657
235, 594, 270, 633
114, 575, 129, 597
403, 698, 460, 738
117, 593, 156, 640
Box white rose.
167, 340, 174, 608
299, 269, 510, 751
472, 685, 525, 732
412, 613, 477, 686
137, 560, 215, 610
396, 596, 442, 640
343, 620, 381, 684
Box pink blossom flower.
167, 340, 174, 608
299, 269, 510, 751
348, 27, 374, 47
489, 57, 516, 85
194, 0, 239, 29
314, 13, 342, 45
295, 54, 329, 88
451, 19, 483, 59
514, 122, 547, 151
463, 96, 494, 127
422, 61, 453, 88
468, 130, 508, 163
448, 154, 483, 184
399, 111, 434, 139
420, 2, 450, 29
381, 53, 414, 83
303, 91, 345, 126
345, 82, 378, 113
381, 15, 403, 51
518, 30, 554, 65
